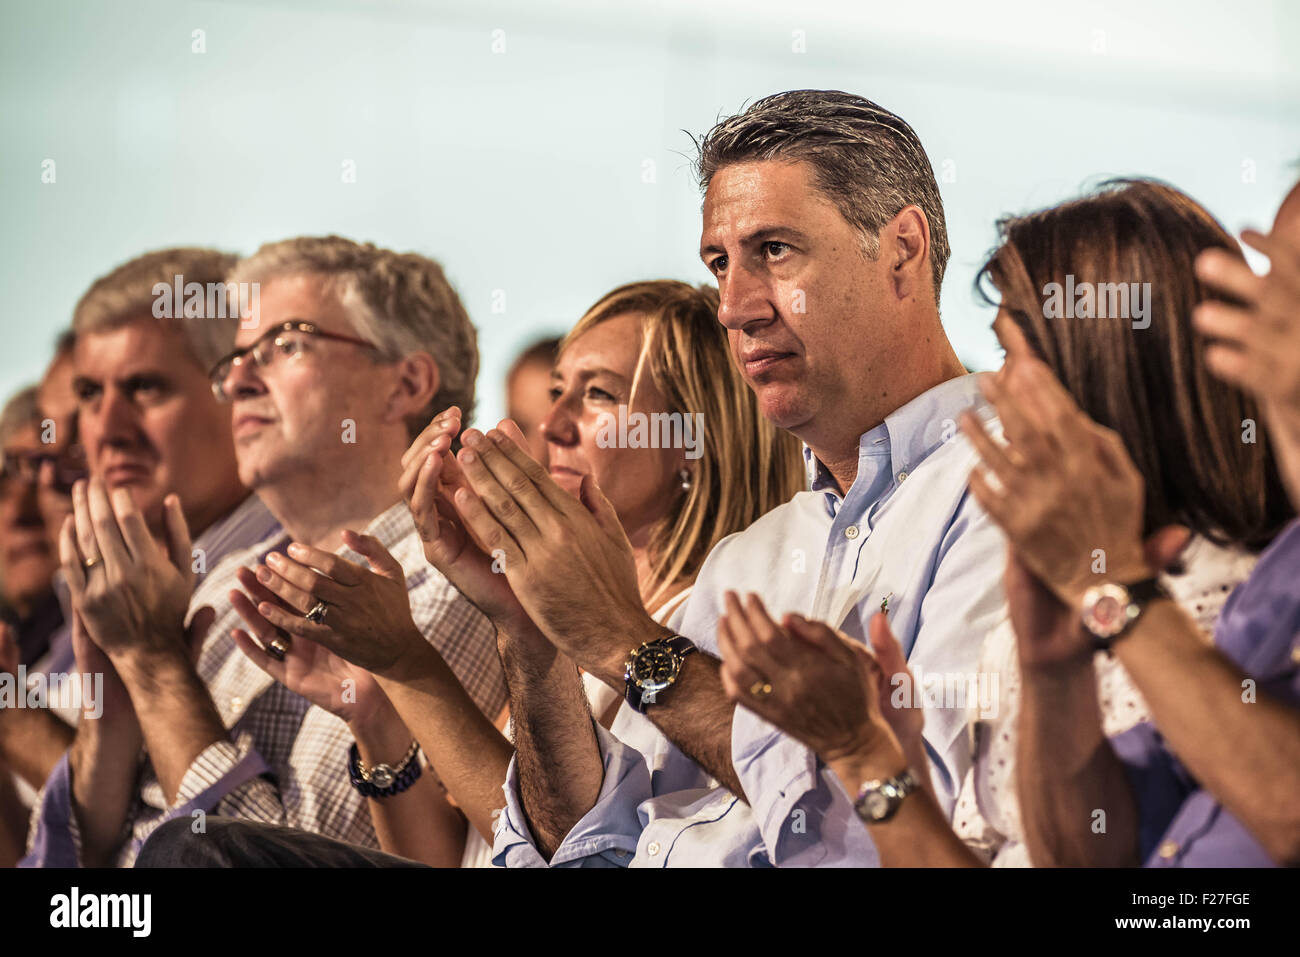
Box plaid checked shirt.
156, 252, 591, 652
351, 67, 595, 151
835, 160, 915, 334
23, 499, 504, 867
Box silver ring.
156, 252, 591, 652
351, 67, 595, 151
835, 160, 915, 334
305, 601, 328, 624
267, 637, 289, 661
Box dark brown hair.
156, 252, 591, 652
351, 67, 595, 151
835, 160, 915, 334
977, 179, 1291, 551
694, 90, 950, 297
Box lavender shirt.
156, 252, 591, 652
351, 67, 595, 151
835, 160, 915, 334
1110, 518, 1300, 867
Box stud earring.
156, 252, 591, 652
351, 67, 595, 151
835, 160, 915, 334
680, 468, 692, 492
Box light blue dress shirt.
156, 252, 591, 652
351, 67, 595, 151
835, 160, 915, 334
493, 374, 1008, 867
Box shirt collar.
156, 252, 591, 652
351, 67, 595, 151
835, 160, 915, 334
804, 373, 989, 507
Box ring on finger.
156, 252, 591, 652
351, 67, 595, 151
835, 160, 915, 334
267, 636, 289, 661
749, 679, 773, 698
305, 601, 329, 624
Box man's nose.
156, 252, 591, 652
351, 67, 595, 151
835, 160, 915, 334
716, 263, 775, 331
223, 354, 266, 401
89, 388, 142, 450
15, 477, 43, 524
37, 458, 57, 492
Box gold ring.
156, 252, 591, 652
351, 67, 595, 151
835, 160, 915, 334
749, 680, 773, 698
83, 557, 102, 569
267, 637, 289, 661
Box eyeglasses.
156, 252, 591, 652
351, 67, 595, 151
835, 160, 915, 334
208, 321, 378, 401
0, 445, 88, 497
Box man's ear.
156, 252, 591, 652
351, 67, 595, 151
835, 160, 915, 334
386, 352, 440, 424
887, 205, 932, 302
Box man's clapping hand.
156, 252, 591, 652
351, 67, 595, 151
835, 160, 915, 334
58, 478, 196, 669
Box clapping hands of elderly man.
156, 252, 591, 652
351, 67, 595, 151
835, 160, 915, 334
57, 477, 211, 674
225, 407, 506, 724
231, 534, 431, 687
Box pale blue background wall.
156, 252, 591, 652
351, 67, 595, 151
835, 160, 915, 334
2, 0, 1297, 425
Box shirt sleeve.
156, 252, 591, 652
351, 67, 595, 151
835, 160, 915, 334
1109, 721, 1194, 862
167, 738, 276, 824
212, 707, 377, 847
20, 753, 83, 867
491, 722, 647, 868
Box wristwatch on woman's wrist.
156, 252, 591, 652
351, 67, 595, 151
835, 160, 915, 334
1079, 578, 1167, 651
348, 740, 422, 798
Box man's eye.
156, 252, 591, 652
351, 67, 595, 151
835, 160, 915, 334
764, 241, 790, 259
708, 256, 728, 275
276, 337, 304, 357
548, 387, 563, 401
74, 383, 100, 403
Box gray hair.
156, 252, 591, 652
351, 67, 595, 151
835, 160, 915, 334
228, 236, 478, 434
72, 248, 241, 371
0, 386, 41, 449
694, 90, 950, 296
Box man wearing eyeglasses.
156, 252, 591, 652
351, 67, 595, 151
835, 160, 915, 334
0, 387, 65, 668
0, 384, 65, 865
23, 238, 504, 867
0, 335, 96, 858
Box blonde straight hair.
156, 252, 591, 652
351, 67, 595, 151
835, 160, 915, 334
562, 281, 806, 611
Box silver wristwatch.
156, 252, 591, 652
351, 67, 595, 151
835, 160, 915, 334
356, 739, 420, 789
853, 768, 920, 823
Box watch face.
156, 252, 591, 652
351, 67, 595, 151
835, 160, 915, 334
631, 645, 679, 691
371, 766, 395, 789
1092, 595, 1124, 630
865, 791, 891, 820
1083, 583, 1135, 639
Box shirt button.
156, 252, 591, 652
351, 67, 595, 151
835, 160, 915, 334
897, 471, 908, 483
1157, 840, 1179, 859
614, 849, 629, 859
844, 525, 860, 540
230, 696, 244, 714
646, 841, 661, 856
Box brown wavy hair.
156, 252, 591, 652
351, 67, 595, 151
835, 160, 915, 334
977, 179, 1292, 551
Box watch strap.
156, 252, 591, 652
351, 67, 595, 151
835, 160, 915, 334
348, 741, 422, 799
